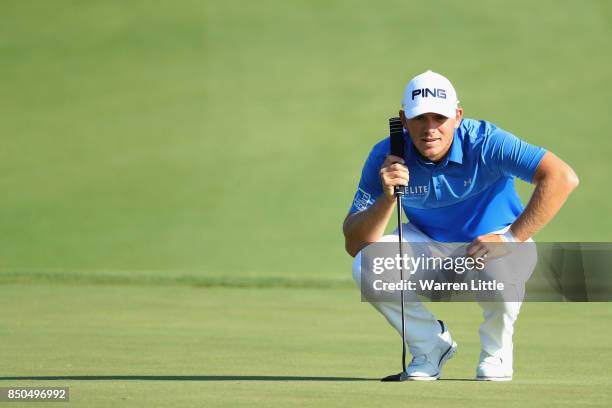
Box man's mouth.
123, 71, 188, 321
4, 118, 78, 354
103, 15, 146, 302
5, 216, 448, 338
421, 137, 441, 143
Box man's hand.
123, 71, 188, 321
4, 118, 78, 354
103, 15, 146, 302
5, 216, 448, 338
467, 233, 511, 262
343, 154, 409, 257
379, 155, 409, 200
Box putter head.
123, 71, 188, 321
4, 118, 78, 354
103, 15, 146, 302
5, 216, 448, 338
381, 371, 409, 382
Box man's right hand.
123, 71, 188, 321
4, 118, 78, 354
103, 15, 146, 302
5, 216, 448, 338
379, 155, 409, 200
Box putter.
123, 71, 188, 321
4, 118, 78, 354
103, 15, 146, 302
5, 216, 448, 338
381, 117, 410, 382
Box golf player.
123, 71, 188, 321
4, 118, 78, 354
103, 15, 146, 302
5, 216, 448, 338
344, 70, 579, 381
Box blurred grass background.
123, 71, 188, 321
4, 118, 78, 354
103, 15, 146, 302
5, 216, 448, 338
0, 0, 610, 284
1, 2, 611, 407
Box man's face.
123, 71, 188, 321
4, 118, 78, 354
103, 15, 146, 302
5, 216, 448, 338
401, 109, 463, 162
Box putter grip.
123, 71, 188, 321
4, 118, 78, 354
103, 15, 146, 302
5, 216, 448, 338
389, 117, 408, 196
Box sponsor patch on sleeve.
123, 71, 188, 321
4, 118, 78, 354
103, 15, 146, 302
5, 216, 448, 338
353, 188, 373, 211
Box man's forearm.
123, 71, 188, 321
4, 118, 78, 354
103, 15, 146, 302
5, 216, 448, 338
343, 195, 397, 257
510, 153, 579, 241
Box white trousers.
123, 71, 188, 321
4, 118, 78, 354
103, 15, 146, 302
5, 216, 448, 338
351, 223, 537, 369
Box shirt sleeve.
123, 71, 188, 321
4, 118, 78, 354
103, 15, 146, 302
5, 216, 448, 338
481, 126, 547, 183
348, 144, 386, 214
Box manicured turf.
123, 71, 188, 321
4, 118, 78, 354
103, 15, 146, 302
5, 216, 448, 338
0, 284, 610, 407
1, 1, 611, 406
1, 0, 611, 282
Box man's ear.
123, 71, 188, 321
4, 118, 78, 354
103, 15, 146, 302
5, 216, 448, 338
454, 107, 463, 128
399, 110, 408, 127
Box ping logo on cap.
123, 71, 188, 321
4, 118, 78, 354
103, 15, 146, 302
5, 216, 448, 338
411, 88, 447, 100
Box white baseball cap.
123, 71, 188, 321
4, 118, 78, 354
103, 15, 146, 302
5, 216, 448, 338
401, 70, 459, 119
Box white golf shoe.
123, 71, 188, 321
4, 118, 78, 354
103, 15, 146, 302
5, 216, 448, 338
406, 320, 457, 381
476, 352, 512, 381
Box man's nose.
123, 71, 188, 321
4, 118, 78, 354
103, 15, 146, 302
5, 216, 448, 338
424, 116, 438, 132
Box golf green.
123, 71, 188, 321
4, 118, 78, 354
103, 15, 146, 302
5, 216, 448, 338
1, 1, 611, 406
0, 284, 610, 407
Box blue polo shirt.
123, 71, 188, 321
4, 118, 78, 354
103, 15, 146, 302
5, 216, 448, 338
349, 118, 547, 242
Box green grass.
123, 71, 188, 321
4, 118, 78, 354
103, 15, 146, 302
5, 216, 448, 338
0, 284, 610, 407
1, 0, 611, 280
0, 1, 611, 406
